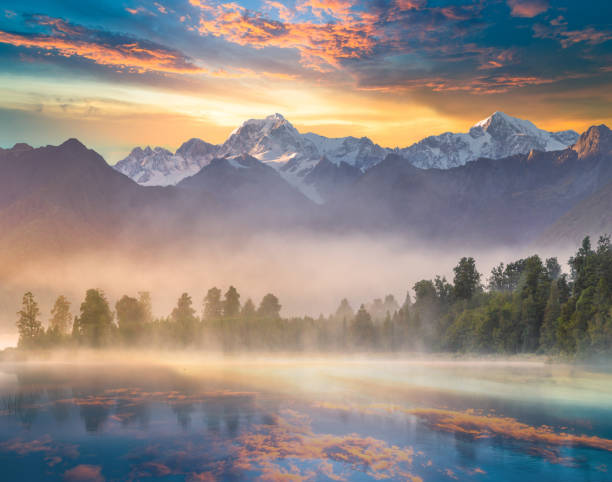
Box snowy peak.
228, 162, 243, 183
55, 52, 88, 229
400, 112, 579, 169
472, 111, 533, 133
221, 113, 306, 163
114, 111, 581, 201
176, 138, 217, 159
115, 142, 218, 186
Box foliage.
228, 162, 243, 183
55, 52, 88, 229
12, 235, 612, 357
16, 292, 43, 348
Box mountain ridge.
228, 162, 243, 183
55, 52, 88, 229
113, 112, 579, 202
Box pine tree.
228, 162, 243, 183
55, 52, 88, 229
49, 295, 72, 336
75, 289, 114, 347
203, 287, 223, 321
258, 293, 281, 319
453, 257, 480, 300
241, 298, 256, 319
540, 281, 560, 351
16, 292, 43, 348
116, 295, 146, 343
172, 293, 198, 345
223, 286, 241, 318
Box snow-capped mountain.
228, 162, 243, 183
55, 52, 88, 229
216, 114, 388, 202
113, 112, 579, 201
397, 111, 579, 169
114, 139, 218, 186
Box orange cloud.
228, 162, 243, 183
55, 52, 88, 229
395, 0, 425, 11
0, 17, 204, 74
314, 401, 612, 464
409, 408, 612, 454
192, 1, 382, 71
507, 0, 548, 18
533, 23, 612, 49
232, 409, 423, 481
63, 464, 104, 482
264, 1, 295, 22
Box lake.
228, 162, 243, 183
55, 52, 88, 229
1, 355, 611, 481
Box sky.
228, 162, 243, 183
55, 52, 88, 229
0, 0, 611, 163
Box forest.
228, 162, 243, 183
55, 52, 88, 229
12, 235, 612, 357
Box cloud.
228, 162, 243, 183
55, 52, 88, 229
190, 1, 382, 71
0, 15, 204, 74
409, 408, 612, 456
534, 23, 612, 48
507, 0, 548, 18
63, 464, 104, 482
232, 409, 424, 480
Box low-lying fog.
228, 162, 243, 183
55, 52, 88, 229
0, 232, 575, 344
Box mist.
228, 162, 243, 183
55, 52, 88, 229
0, 230, 576, 341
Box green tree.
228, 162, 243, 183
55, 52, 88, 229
453, 257, 480, 300
203, 287, 222, 321
352, 304, 375, 348
223, 286, 241, 318
16, 292, 43, 348
545, 257, 562, 280
258, 293, 281, 319
49, 295, 72, 336
74, 289, 114, 347
241, 298, 256, 319
540, 281, 561, 351
171, 293, 198, 345
138, 291, 153, 324
116, 295, 146, 343
334, 298, 354, 323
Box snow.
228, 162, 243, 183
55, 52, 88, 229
113, 112, 580, 201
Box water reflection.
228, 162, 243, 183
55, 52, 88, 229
0, 360, 611, 481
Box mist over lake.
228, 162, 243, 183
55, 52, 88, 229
1, 356, 612, 481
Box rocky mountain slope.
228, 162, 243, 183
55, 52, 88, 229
397, 111, 578, 169
114, 112, 578, 203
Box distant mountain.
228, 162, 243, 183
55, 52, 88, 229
535, 125, 612, 246
0, 139, 157, 258
178, 153, 313, 220
4, 122, 607, 259
397, 111, 579, 169
114, 112, 579, 202
114, 138, 218, 186
0, 141, 314, 260
216, 113, 388, 202
328, 124, 612, 246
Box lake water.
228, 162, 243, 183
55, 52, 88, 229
1, 356, 612, 481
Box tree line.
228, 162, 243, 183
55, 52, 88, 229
14, 235, 612, 357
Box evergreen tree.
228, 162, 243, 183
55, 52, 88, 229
335, 298, 354, 322
352, 305, 375, 348
116, 295, 146, 343
203, 287, 223, 321
241, 298, 256, 319
75, 289, 113, 347
49, 295, 71, 336
16, 292, 43, 348
258, 293, 281, 319
172, 293, 198, 345
540, 281, 561, 351
545, 257, 562, 280
453, 257, 480, 300
223, 286, 241, 318
138, 291, 153, 324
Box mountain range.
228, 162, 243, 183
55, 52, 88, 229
114, 112, 579, 203
1, 115, 611, 263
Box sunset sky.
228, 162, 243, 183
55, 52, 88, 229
0, 0, 610, 162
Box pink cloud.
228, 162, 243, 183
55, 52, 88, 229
507, 0, 548, 18
63, 464, 104, 482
